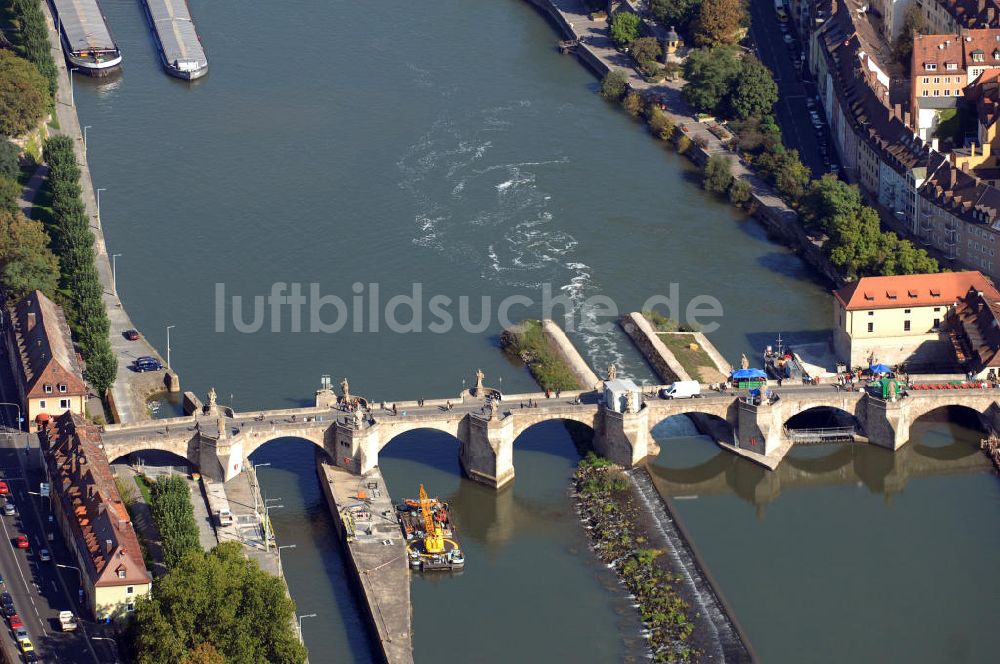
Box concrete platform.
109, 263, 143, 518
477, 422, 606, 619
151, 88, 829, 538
318, 460, 413, 664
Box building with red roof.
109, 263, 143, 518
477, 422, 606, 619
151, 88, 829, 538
833, 270, 999, 366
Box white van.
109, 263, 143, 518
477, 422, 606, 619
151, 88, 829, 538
217, 508, 234, 527
660, 381, 701, 399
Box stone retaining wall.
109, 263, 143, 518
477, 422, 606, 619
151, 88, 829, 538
541, 319, 601, 389
619, 313, 690, 383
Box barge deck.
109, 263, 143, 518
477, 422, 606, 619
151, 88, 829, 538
51, 0, 122, 76
140, 0, 208, 80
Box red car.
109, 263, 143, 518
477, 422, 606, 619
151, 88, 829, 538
14, 536, 28, 550
0, 482, 8, 495
123, 329, 140, 341
8, 614, 22, 630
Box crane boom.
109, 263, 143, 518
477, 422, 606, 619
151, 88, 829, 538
419, 484, 435, 535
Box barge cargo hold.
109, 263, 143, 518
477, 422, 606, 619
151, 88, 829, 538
141, 0, 208, 80
51, 0, 122, 76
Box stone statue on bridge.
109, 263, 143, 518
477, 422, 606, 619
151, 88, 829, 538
626, 389, 638, 414
607, 363, 617, 381
206, 387, 218, 414
740, 354, 749, 370
341, 377, 350, 402
475, 368, 485, 396
353, 407, 364, 428
486, 398, 497, 420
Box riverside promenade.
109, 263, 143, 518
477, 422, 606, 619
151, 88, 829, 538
523, 0, 834, 278
37, 1, 177, 424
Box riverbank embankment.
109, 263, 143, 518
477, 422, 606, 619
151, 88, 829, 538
620, 312, 691, 383
521, 0, 846, 288
501, 319, 595, 391
37, 0, 178, 424
318, 457, 413, 664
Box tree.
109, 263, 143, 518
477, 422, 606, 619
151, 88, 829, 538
128, 542, 307, 664
682, 46, 741, 114
0, 177, 20, 215
799, 174, 862, 231
600, 70, 629, 101
623, 91, 645, 116
185, 643, 226, 664
772, 149, 810, 201
0, 50, 49, 137
648, 106, 676, 140
728, 178, 751, 205
703, 154, 733, 194
894, 4, 928, 66
0, 140, 19, 180
729, 56, 778, 120
610, 11, 641, 48
651, 0, 703, 33
631, 37, 662, 71
150, 475, 201, 568
0, 210, 59, 302
693, 0, 748, 47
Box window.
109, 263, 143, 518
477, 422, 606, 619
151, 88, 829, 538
973, 51, 985, 63
947, 62, 958, 70
43, 385, 52, 394
933, 89, 940, 96
59, 399, 69, 409
868, 311, 874, 316
904, 320, 911, 331
933, 77, 940, 83
118, 570, 126, 579
925, 63, 937, 71
923, 77, 930, 83
934, 307, 941, 312
58, 384, 66, 393
38, 400, 45, 409
945, 77, 951, 83
127, 586, 134, 594
904, 309, 911, 314
127, 602, 135, 612
933, 318, 940, 328
922, 90, 929, 97
868, 322, 874, 333
944, 89, 951, 96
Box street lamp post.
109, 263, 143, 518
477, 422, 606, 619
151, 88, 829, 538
91, 636, 120, 664
277, 543, 296, 574
263, 499, 282, 551
166, 324, 175, 369
96, 187, 106, 221
297, 613, 317, 644
111, 253, 121, 294
249, 461, 270, 518
83, 125, 91, 148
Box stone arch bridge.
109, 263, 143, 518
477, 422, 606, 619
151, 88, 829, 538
97, 385, 1000, 489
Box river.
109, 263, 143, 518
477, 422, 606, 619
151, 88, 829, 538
72, 0, 999, 661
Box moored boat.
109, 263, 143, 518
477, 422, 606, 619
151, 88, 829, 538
140, 0, 209, 80
51, 0, 122, 76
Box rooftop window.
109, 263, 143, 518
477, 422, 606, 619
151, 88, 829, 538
925, 62, 937, 71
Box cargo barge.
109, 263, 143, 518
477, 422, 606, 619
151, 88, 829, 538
140, 0, 208, 80
51, 0, 122, 76
397, 485, 464, 572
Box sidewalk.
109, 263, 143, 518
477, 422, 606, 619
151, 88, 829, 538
35, 1, 175, 424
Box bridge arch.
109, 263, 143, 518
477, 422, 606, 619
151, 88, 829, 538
377, 420, 463, 454
511, 418, 596, 459
649, 411, 735, 446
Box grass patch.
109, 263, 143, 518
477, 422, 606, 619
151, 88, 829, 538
134, 474, 153, 504
933, 106, 976, 149
641, 309, 700, 332
500, 320, 583, 391
657, 332, 716, 382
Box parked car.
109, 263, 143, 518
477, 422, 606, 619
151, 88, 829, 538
8, 614, 22, 630
17, 635, 32, 653
0, 482, 9, 495
3, 502, 14, 516
14, 535, 28, 550
1, 592, 14, 617
123, 329, 141, 341
37, 549, 50, 562
132, 356, 162, 373
783, 34, 793, 45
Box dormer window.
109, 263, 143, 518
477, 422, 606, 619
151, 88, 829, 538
924, 63, 937, 71
993, 49, 999, 60
118, 570, 126, 578
58, 384, 67, 393
972, 50, 985, 63
946, 62, 958, 70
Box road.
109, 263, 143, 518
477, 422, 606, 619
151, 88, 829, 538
0, 360, 117, 664
748, 0, 833, 178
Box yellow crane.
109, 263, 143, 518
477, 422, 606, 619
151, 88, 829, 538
419, 484, 445, 554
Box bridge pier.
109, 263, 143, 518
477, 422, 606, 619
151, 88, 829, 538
735, 400, 784, 456
596, 406, 657, 466
461, 415, 515, 489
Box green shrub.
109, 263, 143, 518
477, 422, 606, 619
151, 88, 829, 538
600, 69, 629, 102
